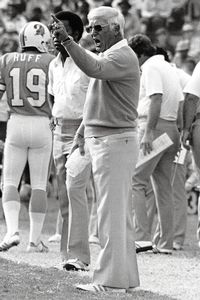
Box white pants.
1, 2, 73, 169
86, 132, 140, 289
3, 114, 52, 190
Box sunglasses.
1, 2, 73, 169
85, 24, 109, 33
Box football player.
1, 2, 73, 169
0, 21, 54, 252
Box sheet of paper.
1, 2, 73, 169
136, 133, 173, 168
65, 148, 91, 177
173, 145, 187, 165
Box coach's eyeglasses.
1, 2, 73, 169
85, 24, 109, 33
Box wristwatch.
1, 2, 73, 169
61, 36, 72, 44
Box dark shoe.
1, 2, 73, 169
63, 258, 89, 271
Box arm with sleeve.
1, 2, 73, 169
63, 40, 133, 80
143, 65, 163, 131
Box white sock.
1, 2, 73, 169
29, 212, 45, 244
3, 201, 21, 237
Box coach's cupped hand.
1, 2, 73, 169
70, 133, 85, 156
50, 14, 69, 43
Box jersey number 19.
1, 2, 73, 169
10, 67, 46, 107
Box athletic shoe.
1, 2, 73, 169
76, 283, 135, 293
26, 241, 49, 253
152, 245, 172, 255
135, 241, 153, 253
63, 258, 89, 271
48, 233, 61, 243
0, 232, 20, 251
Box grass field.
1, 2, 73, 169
0, 197, 200, 300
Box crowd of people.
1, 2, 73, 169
0, 0, 200, 294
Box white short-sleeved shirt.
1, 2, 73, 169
183, 61, 200, 98
137, 77, 150, 118
137, 65, 190, 118
48, 52, 90, 119
183, 61, 200, 113
138, 55, 184, 121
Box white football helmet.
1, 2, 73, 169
19, 21, 51, 53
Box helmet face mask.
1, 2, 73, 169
19, 22, 51, 53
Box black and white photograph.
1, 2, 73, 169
0, 0, 199, 299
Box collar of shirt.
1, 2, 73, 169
53, 52, 72, 67
102, 39, 128, 56
141, 54, 165, 71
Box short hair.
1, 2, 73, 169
55, 11, 84, 41
128, 34, 156, 58
88, 6, 125, 37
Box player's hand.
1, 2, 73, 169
71, 133, 85, 156
182, 129, 191, 150
50, 14, 69, 43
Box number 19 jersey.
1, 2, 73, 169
0, 51, 54, 117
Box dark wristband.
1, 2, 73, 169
62, 37, 71, 44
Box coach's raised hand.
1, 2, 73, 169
51, 14, 69, 43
